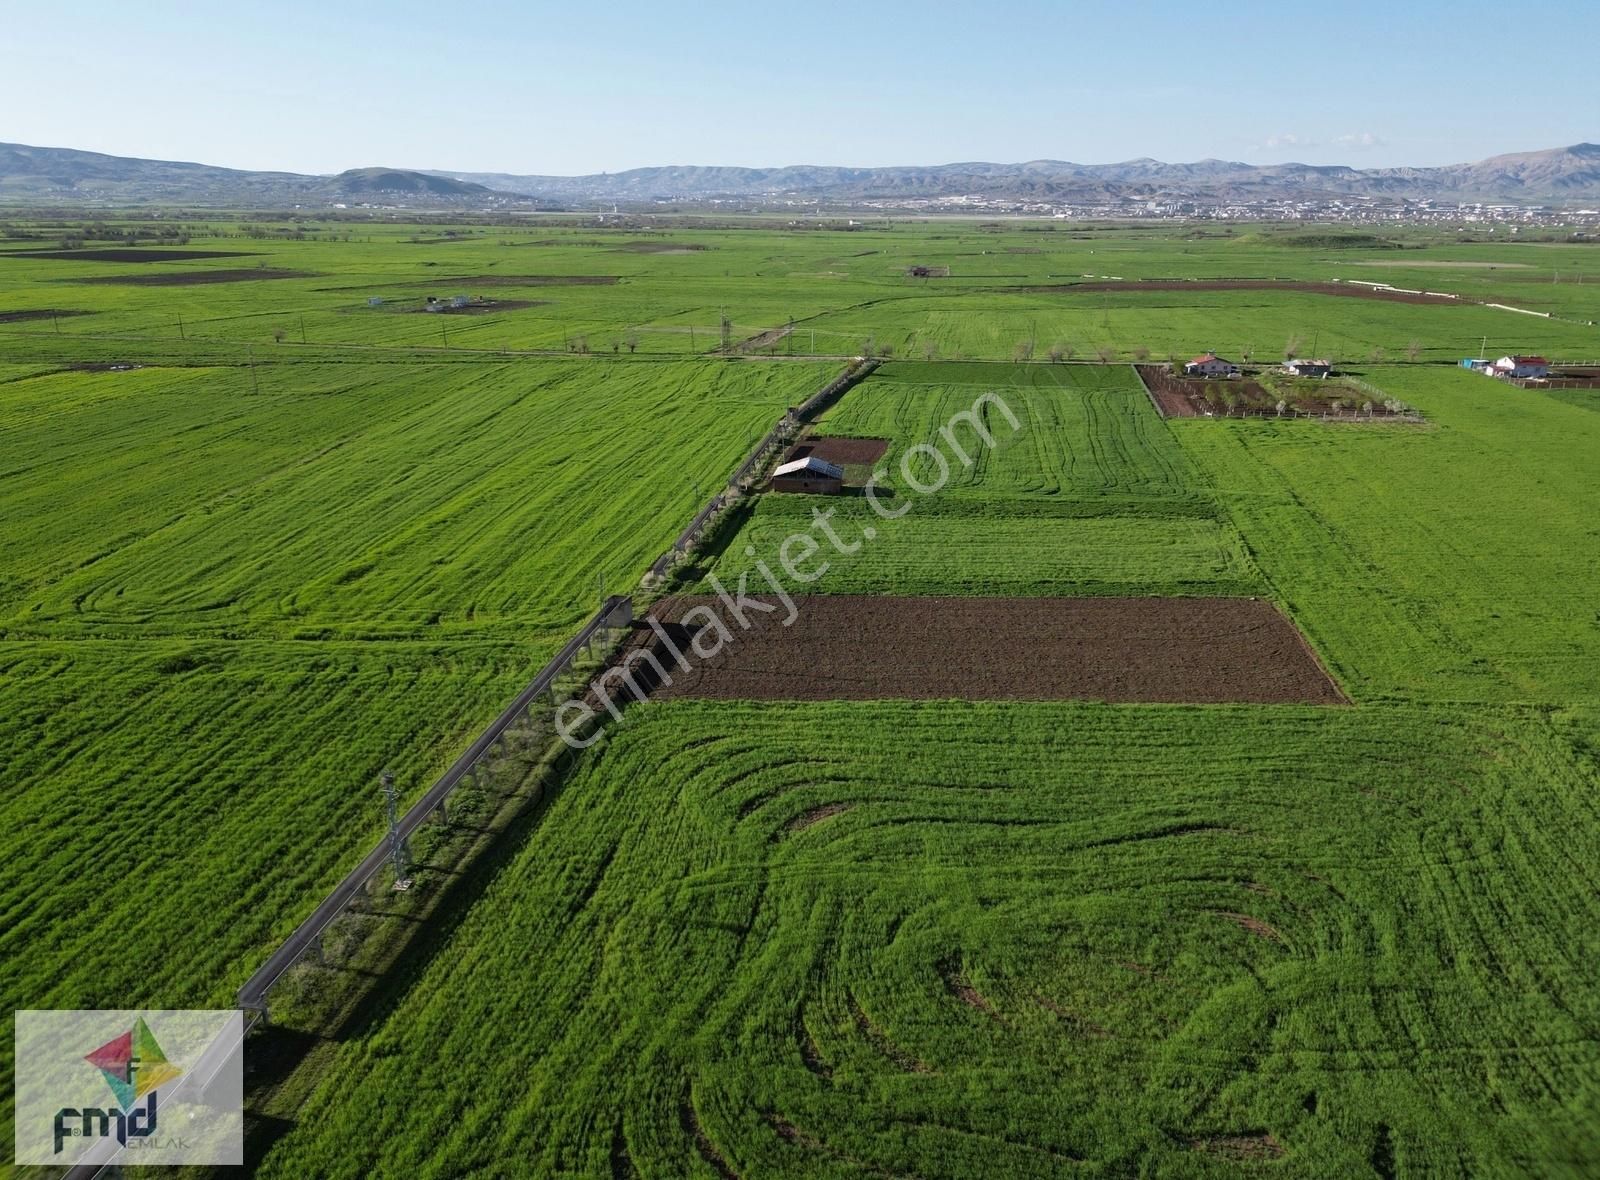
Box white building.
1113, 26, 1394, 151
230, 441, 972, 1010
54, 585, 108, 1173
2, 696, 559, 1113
1285, 358, 1333, 378
1493, 355, 1550, 379
1184, 352, 1240, 378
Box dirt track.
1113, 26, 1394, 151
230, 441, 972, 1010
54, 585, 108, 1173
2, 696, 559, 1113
635, 595, 1344, 704
1020, 280, 1458, 306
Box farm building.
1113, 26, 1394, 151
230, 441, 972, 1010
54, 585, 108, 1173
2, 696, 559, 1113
1184, 352, 1240, 378
1493, 355, 1550, 379
770, 456, 844, 495
1285, 358, 1333, 378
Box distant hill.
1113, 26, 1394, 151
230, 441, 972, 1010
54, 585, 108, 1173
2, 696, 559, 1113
431, 144, 1600, 205
0, 144, 515, 206
2, 141, 1598, 208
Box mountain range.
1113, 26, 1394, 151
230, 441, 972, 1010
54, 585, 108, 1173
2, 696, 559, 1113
3, 141, 1598, 208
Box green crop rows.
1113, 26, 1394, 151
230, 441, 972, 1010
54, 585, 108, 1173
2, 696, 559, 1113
692, 361, 1261, 599
252, 700, 1600, 1178
3, 217, 1599, 1177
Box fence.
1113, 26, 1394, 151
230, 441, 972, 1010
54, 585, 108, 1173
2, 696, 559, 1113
235, 594, 634, 1020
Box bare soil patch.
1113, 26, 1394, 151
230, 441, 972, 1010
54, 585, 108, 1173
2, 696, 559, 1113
1021, 279, 1457, 306
0, 308, 92, 324
1515, 368, 1600, 391
9, 248, 258, 263
65, 268, 315, 286
938, 958, 1002, 1019
1209, 910, 1284, 942
723, 324, 792, 354
1136, 365, 1419, 421
613, 242, 710, 254
641, 595, 1345, 705
783, 436, 890, 466
781, 803, 854, 837
1189, 1132, 1286, 1162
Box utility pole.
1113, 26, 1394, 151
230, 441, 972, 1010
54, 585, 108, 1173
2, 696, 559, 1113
299, 314, 307, 344
177, 315, 185, 340
246, 345, 259, 395
380, 770, 410, 884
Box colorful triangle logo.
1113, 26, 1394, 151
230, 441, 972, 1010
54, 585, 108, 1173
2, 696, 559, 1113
84, 1018, 183, 1110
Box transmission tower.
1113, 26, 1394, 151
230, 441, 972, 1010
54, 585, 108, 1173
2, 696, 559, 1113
379, 770, 410, 885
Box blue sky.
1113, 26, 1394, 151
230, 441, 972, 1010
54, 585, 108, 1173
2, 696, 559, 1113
9, 0, 1595, 175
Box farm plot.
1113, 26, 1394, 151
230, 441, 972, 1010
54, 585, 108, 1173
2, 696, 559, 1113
2, 358, 830, 642
1175, 366, 1600, 702
691, 358, 1258, 598
1135, 364, 1418, 420
641, 594, 1344, 703
689, 496, 1260, 599
812, 361, 1205, 500
251, 700, 1600, 1178
0, 355, 833, 1031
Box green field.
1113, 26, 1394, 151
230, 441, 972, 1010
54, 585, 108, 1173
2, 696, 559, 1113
3, 217, 1599, 1177
691, 362, 1259, 599
0, 352, 834, 1025
251, 700, 1600, 1178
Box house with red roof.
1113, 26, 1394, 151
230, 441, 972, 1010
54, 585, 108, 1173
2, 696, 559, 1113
1184, 352, 1240, 378
1492, 355, 1550, 379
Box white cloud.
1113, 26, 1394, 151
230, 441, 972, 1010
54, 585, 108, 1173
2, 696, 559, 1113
1263, 133, 1316, 150
1334, 132, 1386, 150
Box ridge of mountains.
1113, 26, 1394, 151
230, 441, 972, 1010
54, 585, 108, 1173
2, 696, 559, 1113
3, 140, 1599, 208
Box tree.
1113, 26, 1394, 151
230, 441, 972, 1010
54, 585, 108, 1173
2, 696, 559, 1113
1371, 346, 1387, 364
1095, 345, 1116, 363
1406, 338, 1423, 363
1047, 344, 1064, 363
1132, 345, 1151, 362
273, 327, 286, 344
625, 331, 640, 354
922, 340, 937, 362
1284, 333, 1305, 359
573, 334, 589, 354
1013, 340, 1034, 362
1276, 399, 1288, 417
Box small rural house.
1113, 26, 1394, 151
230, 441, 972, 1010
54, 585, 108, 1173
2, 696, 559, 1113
1285, 358, 1332, 378
1184, 352, 1240, 378
770, 456, 844, 495
1493, 355, 1550, 379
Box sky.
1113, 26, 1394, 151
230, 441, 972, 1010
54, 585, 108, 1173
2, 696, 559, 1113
8, 0, 1596, 176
